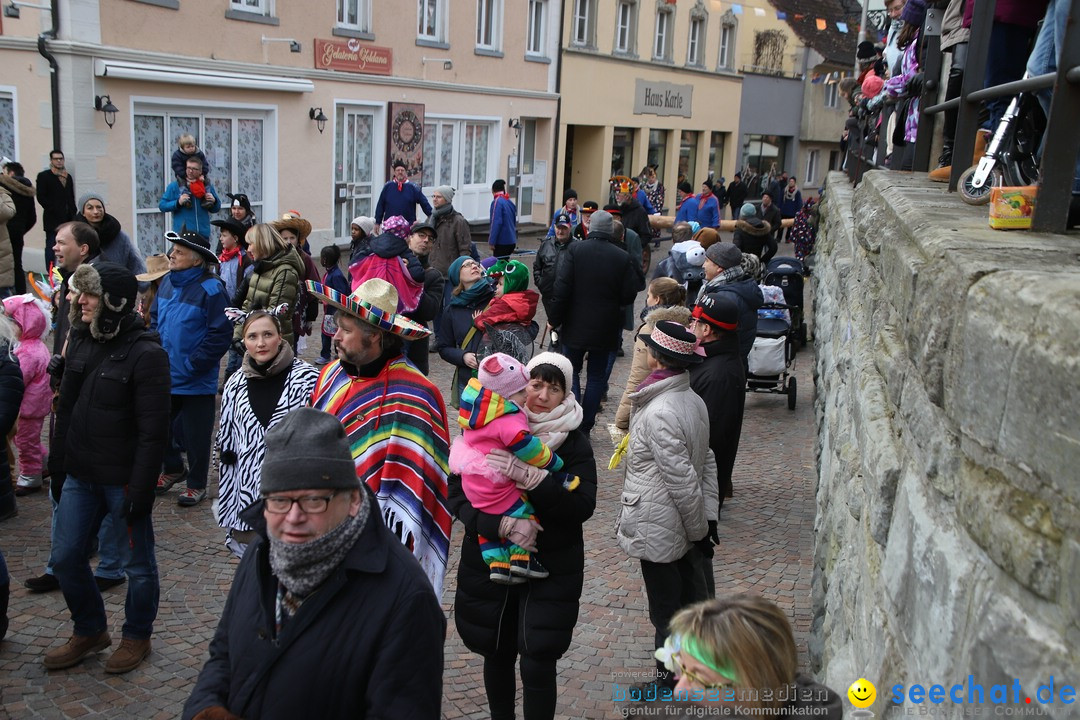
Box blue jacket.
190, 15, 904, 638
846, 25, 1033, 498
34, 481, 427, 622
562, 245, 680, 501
634, 188, 657, 215
159, 180, 222, 237
675, 195, 699, 224
696, 194, 721, 229
374, 181, 432, 225
779, 189, 803, 217
545, 207, 580, 238
151, 266, 232, 395
321, 265, 350, 316
489, 194, 517, 247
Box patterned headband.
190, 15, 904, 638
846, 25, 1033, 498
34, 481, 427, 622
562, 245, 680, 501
649, 324, 699, 357
224, 303, 290, 326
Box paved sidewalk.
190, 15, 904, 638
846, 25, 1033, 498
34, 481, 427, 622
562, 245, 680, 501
0, 243, 819, 719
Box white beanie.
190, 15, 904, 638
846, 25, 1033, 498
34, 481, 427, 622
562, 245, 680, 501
351, 216, 376, 236
527, 351, 574, 393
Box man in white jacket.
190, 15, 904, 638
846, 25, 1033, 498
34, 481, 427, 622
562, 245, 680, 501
616, 320, 718, 691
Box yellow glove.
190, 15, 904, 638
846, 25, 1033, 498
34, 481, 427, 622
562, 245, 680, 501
608, 432, 629, 470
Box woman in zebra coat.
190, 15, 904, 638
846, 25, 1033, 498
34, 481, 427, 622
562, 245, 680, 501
216, 309, 319, 557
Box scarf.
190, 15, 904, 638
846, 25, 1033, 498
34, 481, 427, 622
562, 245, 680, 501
451, 279, 493, 308
219, 246, 241, 264
525, 397, 583, 450
784, 187, 797, 203
493, 191, 510, 202
698, 189, 714, 210
432, 202, 454, 220
241, 341, 294, 379
636, 368, 681, 393
696, 266, 746, 303
269, 492, 371, 597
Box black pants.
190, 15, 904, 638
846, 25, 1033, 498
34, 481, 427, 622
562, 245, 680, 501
404, 337, 430, 374
483, 587, 558, 720
491, 244, 516, 259
640, 548, 709, 679
9, 231, 25, 294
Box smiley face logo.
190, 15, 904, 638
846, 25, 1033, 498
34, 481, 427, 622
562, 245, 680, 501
848, 678, 877, 708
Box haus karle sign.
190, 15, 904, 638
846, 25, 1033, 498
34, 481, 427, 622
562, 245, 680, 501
633, 79, 693, 118
314, 38, 393, 76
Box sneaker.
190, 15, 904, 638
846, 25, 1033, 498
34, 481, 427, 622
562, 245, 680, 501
15, 474, 42, 496
314, 355, 331, 366
104, 637, 151, 674
24, 573, 60, 593
510, 554, 549, 579
489, 563, 526, 585
95, 575, 126, 591
43, 632, 112, 670
155, 470, 186, 496
177, 487, 207, 506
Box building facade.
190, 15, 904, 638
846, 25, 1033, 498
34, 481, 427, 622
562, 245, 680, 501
0, 0, 560, 263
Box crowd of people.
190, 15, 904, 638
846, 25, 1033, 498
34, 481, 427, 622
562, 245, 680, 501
0, 142, 837, 718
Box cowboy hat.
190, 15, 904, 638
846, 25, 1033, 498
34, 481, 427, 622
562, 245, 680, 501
135, 253, 170, 282
210, 217, 249, 241
305, 277, 430, 339
166, 230, 218, 265
271, 211, 312, 242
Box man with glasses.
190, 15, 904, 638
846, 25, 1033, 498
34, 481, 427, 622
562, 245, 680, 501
402, 219, 445, 374
36, 150, 77, 270
158, 157, 221, 238
184, 408, 445, 720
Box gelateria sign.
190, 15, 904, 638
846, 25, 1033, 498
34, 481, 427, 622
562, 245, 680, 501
314, 38, 393, 76
633, 79, 693, 118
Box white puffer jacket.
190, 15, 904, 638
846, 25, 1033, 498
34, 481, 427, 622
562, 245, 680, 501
616, 371, 718, 563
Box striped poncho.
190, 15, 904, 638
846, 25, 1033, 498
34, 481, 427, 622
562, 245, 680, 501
311, 355, 451, 598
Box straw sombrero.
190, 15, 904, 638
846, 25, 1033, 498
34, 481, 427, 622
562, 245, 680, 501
271, 211, 312, 242
306, 278, 431, 339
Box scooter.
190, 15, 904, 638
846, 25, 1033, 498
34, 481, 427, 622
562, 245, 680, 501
959, 73, 1046, 205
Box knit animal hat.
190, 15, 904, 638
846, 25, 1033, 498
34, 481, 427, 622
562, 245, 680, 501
261, 408, 359, 494
740, 203, 757, 219
491, 260, 530, 294
478, 352, 529, 400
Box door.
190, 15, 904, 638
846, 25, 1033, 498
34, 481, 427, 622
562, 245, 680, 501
516, 119, 537, 222
334, 106, 379, 238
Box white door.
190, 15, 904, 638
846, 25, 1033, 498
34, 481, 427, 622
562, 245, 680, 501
334, 106, 379, 238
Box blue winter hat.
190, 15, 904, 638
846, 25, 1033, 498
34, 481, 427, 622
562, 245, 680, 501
740, 203, 757, 219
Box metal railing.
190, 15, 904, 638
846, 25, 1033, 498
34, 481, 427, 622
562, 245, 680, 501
916, 0, 1080, 232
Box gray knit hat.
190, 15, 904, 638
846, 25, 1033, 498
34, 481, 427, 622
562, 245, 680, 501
588, 210, 614, 237
434, 184, 455, 203
705, 242, 742, 270
261, 408, 360, 494
77, 191, 107, 213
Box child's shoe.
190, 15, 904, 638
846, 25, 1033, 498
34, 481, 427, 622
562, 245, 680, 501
201, 195, 216, 210
510, 555, 549, 580
15, 474, 42, 497
490, 563, 526, 585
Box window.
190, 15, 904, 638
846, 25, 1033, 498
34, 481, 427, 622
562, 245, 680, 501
476, 0, 503, 52
615, 0, 638, 56
648, 129, 668, 181
752, 29, 787, 74
824, 83, 839, 109
679, 130, 699, 187
418, 0, 447, 44
134, 109, 267, 256
571, 0, 596, 47
687, 0, 707, 67
718, 11, 737, 71
231, 0, 269, 13
806, 150, 820, 185
421, 117, 498, 221
709, 132, 726, 180
611, 127, 635, 178
527, 0, 547, 56
226, 0, 277, 23
654, 4, 674, 61
0, 89, 15, 161
337, 0, 371, 34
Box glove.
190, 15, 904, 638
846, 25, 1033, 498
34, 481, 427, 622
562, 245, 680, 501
49, 472, 66, 504
485, 448, 547, 491
906, 72, 924, 97
695, 537, 715, 560
192, 708, 244, 720
121, 486, 155, 525
498, 515, 542, 552
707, 520, 719, 546
47, 353, 65, 379
231, 337, 245, 355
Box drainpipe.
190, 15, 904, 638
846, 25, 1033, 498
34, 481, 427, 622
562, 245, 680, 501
37, 0, 61, 151
550, 3, 566, 217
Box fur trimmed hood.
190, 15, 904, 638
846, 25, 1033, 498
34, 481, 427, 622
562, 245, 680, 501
643, 304, 693, 327
735, 218, 771, 236
0, 173, 35, 197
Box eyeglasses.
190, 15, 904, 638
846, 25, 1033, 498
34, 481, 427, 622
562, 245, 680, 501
671, 652, 731, 691
263, 492, 339, 514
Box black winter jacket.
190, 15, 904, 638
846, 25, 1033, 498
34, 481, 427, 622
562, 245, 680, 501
758, 202, 783, 251
547, 233, 644, 350
402, 263, 446, 373
619, 198, 652, 248
436, 286, 495, 400
0, 174, 36, 236
727, 180, 748, 214
733, 217, 777, 263
35, 169, 76, 233
184, 489, 446, 720
699, 276, 763, 362
689, 333, 746, 501
49, 316, 171, 505
0, 346, 25, 501
532, 236, 575, 313
448, 429, 597, 661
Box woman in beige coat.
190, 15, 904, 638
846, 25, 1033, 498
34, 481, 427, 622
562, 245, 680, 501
616, 320, 718, 691
0, 186, 15, 291
613, 277, 690, 432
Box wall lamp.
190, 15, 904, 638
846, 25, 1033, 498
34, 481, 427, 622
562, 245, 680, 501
262, 35, 301, 53
508, 118, 521, 138
4, 0, 53, 18
95, 94, 118, 129
421, 56, 453, 70
309, 107, 328, 134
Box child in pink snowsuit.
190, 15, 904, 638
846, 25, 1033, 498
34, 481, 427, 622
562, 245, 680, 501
3, 295, 52, 495
449, 352, 580, 584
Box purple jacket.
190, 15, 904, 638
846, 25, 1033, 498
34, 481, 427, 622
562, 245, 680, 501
964, 0, 1049, 29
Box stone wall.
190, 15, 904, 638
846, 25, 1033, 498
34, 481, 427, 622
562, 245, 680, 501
810, 171, 1079, 717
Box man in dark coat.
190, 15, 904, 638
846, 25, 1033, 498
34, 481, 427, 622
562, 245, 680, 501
615, 186, 652, 255
726, 173, 748, 218
533, 211, 575, 318
697, 242, 763, 371
547, 210, 644, 433
2, 161, 36, 293
35, 149, 77, 270
183, 408, 445, 720
45, 262, 170, 675
733, 202, 777, 263
689, 293, 746, 592
758, 191, 784, 254
403, 219, 446, 373
374, 159, 433, 230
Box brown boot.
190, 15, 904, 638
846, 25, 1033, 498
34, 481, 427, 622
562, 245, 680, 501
973, 129, 991, 165
928, 165, 952, 182
104, 636, 152, 674
43, 631, 111, 670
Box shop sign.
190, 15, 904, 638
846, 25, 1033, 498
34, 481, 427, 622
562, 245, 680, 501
633, 79, 693, 118
314, 38, 393, 76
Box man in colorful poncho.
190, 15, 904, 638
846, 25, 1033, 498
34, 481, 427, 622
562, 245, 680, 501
306, 277, 452, 598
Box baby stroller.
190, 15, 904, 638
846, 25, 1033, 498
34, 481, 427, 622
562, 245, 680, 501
746, 299, 797, 410
763, 257, 807, 348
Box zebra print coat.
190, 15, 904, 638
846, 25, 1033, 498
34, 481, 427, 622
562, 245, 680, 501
216, 357, 320, 532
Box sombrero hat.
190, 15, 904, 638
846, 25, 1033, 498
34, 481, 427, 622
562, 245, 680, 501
271, 211, 312, 242
306, 278, 430, 339
609, 175, 639, 194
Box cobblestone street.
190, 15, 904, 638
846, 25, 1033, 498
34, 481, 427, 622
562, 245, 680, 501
0, 243, 819, 719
